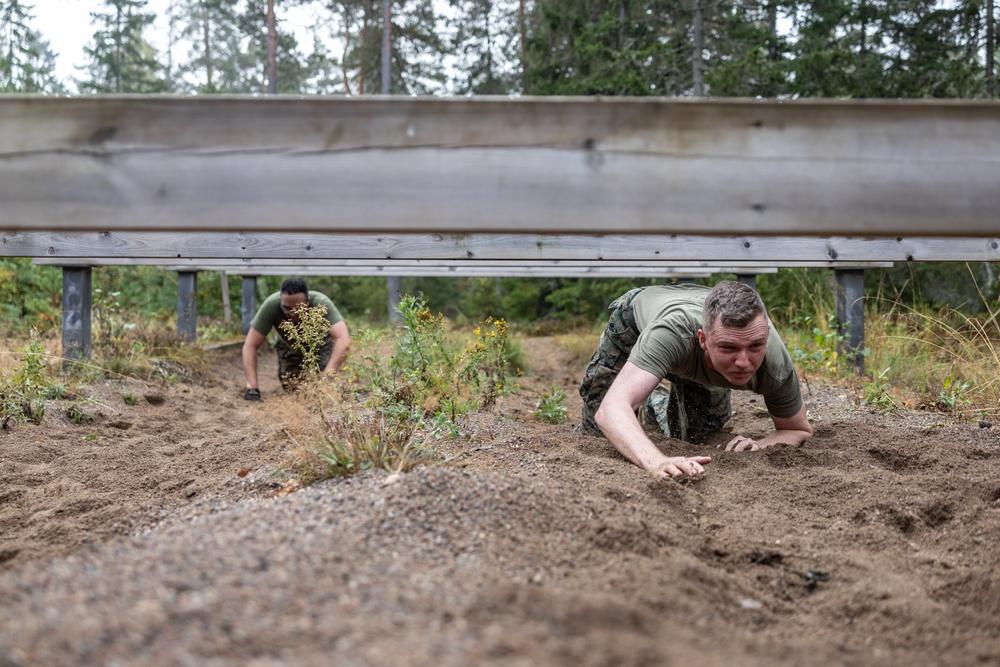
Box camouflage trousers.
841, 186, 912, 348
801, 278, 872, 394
275, 338, 334, 390
578, 287, 732, 443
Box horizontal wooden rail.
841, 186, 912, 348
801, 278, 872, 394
159, 266, 724, 277
30, 257, 893, 269
6, 232, 997, 262
2, 96, 999, 235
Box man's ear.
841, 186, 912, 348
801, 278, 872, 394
697, 329, 708, 351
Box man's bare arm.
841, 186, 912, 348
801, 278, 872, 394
242, 328, 267, 389
595, 361, 711, 478
323, 321, 351, 374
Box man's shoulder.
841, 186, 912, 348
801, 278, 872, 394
308, 291, 336, 307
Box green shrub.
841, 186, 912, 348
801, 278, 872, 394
0, 331, 54, 429
535, 387, 569, 424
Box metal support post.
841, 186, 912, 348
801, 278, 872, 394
241, 275, 258, 335
835, 268, 865, 374
61, 266, 92, 368
177, 271, 198, 342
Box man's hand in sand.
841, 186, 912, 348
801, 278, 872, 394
650, 456, 712, 479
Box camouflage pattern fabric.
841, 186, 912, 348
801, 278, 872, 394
579, 287, 732, 443
275, 338, 334, 390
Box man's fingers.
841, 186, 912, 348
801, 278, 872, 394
724, 436, 759, 452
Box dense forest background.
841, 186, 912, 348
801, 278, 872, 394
1, 0, 997, 332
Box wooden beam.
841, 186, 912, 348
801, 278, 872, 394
161, 266, 723, 278
30, 256, 894, 269
8, 232, 996, 262
1, 96, 998, 236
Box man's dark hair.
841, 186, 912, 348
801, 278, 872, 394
702, 281, 767, 333
280, 277, 309, 297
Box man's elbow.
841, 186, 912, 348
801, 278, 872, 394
593, 405, 610, 434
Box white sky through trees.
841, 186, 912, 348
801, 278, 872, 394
31, 0, 321, 92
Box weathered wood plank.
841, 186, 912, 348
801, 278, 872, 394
1, 96, 998, 235
6, 231, 998, 262
30, 257, 891, 269
157, 266, 722, 277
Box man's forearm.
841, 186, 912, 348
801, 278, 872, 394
325, 340, 350, 373
242, 345, 259, 388
596, 403, 669, 472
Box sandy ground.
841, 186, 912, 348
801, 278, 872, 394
1, 335, 999, 666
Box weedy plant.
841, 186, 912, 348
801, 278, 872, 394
0, 330, 54, 429
278, 303, 330, 379
535, 386, 569, 424
862, 275, 1000, 419
861, 367, 899, 412
787, 314, 850, 376
278, 294, 522, 486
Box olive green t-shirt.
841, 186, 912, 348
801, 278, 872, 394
250, 291, 344, 347
628, 284, 802, 419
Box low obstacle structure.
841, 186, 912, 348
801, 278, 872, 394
3, 95, 999, 373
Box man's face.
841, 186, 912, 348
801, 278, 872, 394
279, 292, 308, 322
697, 313, 769, 385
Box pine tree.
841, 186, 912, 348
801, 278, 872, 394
0, 0, 63, 92
447, 0, 523, 93
79, 0, 168, 93
170, 0, 256, 92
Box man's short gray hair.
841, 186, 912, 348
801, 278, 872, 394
702, 281, 767, 333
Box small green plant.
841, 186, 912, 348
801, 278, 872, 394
66, 402, 96, 425
862, 367, 898, 412
535, 386, 569, 424
0, 330, 53, 428
278, 303, 330, 378
282, 409, 442, 484
460, 315, 521, 407
122, 390, 139, 406
937, 376, 971, 412
788, 315, 846, 375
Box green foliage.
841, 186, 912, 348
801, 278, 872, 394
278, 303, 331, 378
756, 269, 837, 329
66, 402, 96, 425
0, 331, 53, 429
282, 294, 522, 487
787, 314, 846, 375
535, 386, 569, 424
283, 406, 442, 484
78, 0, 167, 94
862, 367, 899, 412
122, 390, 139, 406
344, 294, 521, 415
0, 259, 61, 334
937, 376, 971, 413
0, 0, 65, 93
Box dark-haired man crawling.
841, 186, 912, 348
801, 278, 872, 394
241, 277, 351, 401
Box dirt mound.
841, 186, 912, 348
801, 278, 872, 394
1, 336, 999, 666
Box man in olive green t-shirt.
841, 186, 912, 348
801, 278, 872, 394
242, 277, 351, 400
579, 281, 812, 479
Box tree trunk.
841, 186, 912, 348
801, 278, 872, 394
768, 0, 778, 62
203, 4, 213, 90
692, 0, 704, 96
266, 0, 277, 94
381, 0, 391, 94
988, 0, 996, 97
